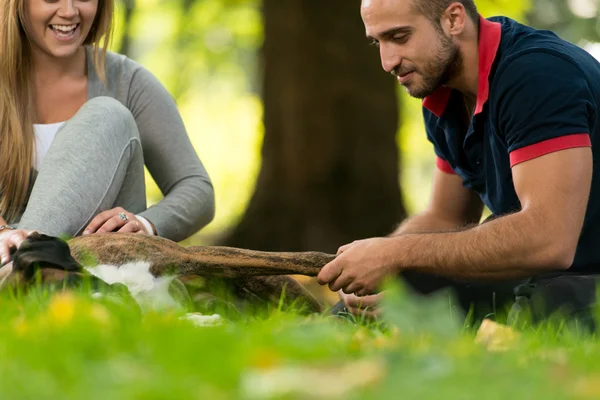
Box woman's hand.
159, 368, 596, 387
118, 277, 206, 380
0, 229, 35, 266
83, 207, 152, 235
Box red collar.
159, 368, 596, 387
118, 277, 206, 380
422, 15, 502, 118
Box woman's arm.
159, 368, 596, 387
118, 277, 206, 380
125, 65, 215, 242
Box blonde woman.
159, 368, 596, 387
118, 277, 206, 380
0, 0, 215, 266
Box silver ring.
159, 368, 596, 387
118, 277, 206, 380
118, 212, 129, 222
0, 225, 16, 233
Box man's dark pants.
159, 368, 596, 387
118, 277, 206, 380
333, 271, 599, 332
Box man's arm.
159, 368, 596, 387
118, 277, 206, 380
319, 147, 592, 295
391, 168, 484, 235
399, 147, 592, 279
395, 54, 595, 279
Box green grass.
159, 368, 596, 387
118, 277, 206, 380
1, 282, 599, 400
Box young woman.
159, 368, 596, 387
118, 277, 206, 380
0, 0, 215, 266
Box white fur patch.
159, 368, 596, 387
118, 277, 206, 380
85, 262, 180, 312
81, 263, 224, 326
180, 313, 224, 327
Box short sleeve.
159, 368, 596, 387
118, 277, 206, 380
494, 52, 593, 167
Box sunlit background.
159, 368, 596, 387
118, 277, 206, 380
109, 0, 600, 244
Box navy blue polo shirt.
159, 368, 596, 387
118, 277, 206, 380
423, 16, 600, 272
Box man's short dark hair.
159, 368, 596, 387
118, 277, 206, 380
411, 0, 479, 28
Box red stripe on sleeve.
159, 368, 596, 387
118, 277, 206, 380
436, 156, 455, 174
509, 134, 591, 168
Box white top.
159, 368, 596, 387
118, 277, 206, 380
34, 122, 65, 171
32, 122, 155, 235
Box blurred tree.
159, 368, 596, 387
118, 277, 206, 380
527, 0, 600, 44
117, 0, 136, 56
112, 0, 532, 248
223, 0, 405, 252
526, 0, 600, 43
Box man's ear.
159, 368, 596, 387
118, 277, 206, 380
441, 2, 468, 36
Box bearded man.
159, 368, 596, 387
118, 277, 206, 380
318, 0, 600, 325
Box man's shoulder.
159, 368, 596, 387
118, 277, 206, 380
486, 18, 600, 109
491, 16, 596, 76
486, 50, 596, 122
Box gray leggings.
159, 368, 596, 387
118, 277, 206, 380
18, 96, 146, 237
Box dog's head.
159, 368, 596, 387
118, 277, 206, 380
0, 232, 88, 290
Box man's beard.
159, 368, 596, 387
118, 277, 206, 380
405, 33, 463, 99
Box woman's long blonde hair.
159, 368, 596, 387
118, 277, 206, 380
0, 0, 114, 223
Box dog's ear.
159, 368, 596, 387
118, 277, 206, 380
12, 233, 84, 280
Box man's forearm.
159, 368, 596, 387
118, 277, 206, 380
392, 210, 573, 280
390, 212, 471, 236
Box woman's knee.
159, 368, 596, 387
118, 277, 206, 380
61, 96, 139, 142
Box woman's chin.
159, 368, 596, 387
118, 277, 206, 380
36, 44, 84, 60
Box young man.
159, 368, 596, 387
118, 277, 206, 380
318, 0, 600, 321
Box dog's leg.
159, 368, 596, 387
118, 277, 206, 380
68, 234, 336, 278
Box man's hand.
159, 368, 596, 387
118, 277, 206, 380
339, 291, 384, 319
317, 237, 399, 296
0, 229, 35, 266
84, 207, 151, 235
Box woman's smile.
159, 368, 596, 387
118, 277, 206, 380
49, 23, 80, 42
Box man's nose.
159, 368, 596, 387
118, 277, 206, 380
380, 43, 402, 74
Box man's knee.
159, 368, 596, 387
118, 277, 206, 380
509, 275, 597, 331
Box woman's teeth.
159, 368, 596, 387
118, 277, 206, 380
50, 24, 78, 37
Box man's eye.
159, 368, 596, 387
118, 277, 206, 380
369, 40, 380, 48
393, 35, 409, 43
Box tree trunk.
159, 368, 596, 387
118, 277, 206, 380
117, 0, 136, 57
223, 0, 405, 253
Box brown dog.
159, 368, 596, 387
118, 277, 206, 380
0, 233, 335, 315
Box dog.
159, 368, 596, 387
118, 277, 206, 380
0, 232, 336, 319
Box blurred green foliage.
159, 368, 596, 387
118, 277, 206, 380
2, 286, 597, 399
110, 0, 598, 243
528, 0, 600, 44
112, 0, 264, 243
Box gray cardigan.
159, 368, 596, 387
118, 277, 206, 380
86, 47, 215, 241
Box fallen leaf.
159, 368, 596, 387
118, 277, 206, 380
241, 358, 386, 399
474, 319, 519, 352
